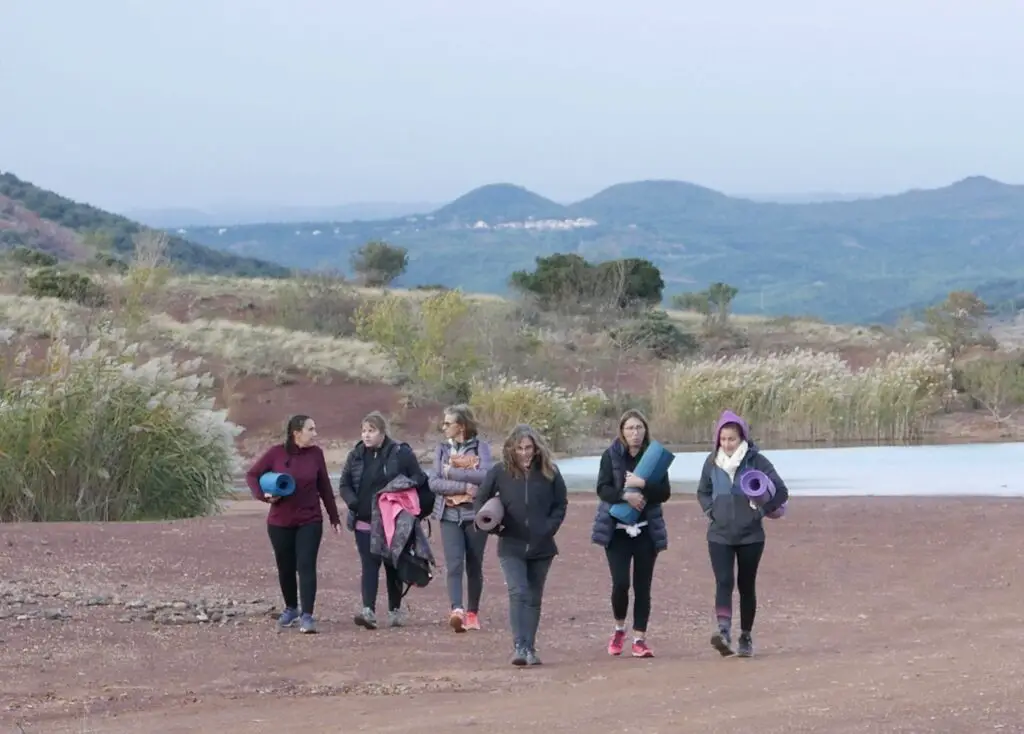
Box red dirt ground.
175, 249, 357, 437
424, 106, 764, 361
227, 374, 444, 461
2, 497, 1022, 733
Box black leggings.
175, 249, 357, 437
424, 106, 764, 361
267, 521, 323, 615
355, 529, 404, 613
605, 529, 659, 633
708, 540, 765, 633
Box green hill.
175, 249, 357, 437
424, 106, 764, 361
0, 172, 291, 278
172, 175, 1024, 324
430, 183, 568, 223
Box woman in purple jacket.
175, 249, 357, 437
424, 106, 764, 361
428, 404, 494, 633
245, 414, 342, 635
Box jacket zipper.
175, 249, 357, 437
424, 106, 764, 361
524, 475, 530, 554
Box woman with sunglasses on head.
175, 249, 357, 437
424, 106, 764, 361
428, 404, 494, 633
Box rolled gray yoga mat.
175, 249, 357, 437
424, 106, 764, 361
474, 496, 504, 532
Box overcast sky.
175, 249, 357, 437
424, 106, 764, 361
1, 0, 1022, 212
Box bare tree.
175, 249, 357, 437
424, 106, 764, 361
121, 230, 171, 334
959, 356, 1024, 435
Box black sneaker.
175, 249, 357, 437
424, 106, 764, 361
525, 648, 542, 666
737, 632, 754, 657
511, 645, 528, 666
711, 627, 735, 657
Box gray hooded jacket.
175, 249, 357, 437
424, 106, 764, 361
697, 410, 789, 546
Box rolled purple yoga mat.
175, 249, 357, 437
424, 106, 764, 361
474, 496, 505, 532
739, 469, 786, 519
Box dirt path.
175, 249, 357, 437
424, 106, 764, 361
2, 497, 1021, 733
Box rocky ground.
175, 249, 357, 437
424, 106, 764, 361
1, 497, 1022, 733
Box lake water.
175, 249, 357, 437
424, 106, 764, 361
555, 442, 1024, 498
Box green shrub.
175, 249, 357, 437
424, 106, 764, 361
355, 289, 479, 401
92, 251, 129, 274
0, 330, 242, 522
26, 267, 108, 307
470, 376, 608, 452
8, 246, 58, 267
272, 273, 363, 338
609, 310, 699, 359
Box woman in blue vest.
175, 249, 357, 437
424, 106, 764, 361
697, 409, 789, 658
591, 409, 671, 658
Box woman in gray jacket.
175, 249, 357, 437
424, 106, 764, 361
473, 424, 569, 667
427, 404, 494, 633
696, 409, 789, 658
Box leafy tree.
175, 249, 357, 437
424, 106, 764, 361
673, 282, 739, 333
350, 240, 409, 286
707, 282, 739, 328
925, 290, 989, 357
672, 291, 712, 328
510, 253, 664, 312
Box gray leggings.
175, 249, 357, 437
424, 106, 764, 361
440, 519, 489, 612
498, 555, 553, 652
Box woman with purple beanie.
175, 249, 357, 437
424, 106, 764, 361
696, 410, 789, 658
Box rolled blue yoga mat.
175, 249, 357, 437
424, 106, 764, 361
610, 441, 676, 524
633, 440, 675, 483
259, 472, 296, 497
609, 497, 642, 524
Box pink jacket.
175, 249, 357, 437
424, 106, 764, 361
378, 488, 421, 548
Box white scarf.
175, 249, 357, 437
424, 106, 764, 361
714, 441, 749, 482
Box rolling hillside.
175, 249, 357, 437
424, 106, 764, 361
175, 175, 1024, 324
0, 172, 291, 278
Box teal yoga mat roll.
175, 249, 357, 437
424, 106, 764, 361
609, 441, 676, 524
259, 472, 296, 497
633, 440, 675, 483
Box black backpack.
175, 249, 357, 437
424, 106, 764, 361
385, 441, 436, 520
395, 529, 434, 598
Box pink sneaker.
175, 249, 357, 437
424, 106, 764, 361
464, 612, 481, 630
632, 639, 654, 658
608, 629, 626, 656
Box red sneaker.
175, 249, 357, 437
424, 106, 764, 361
608, 629, 626, 656
632, 639, 654, 658
464, 612, 481, 630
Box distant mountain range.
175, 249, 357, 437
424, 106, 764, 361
127, 192, 875, 228
170, 176, 1024, 324
126, 202, 444, 228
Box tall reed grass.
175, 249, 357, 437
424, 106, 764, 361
470, 376, 608, 451
0, 327, 242, 522
650, 347, 951, 445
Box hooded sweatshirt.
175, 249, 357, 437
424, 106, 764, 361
696, 410, 789, 546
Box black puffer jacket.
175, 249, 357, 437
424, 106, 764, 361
338, 437, 432, 526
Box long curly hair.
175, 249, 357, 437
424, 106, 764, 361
501, 423, 556, 480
